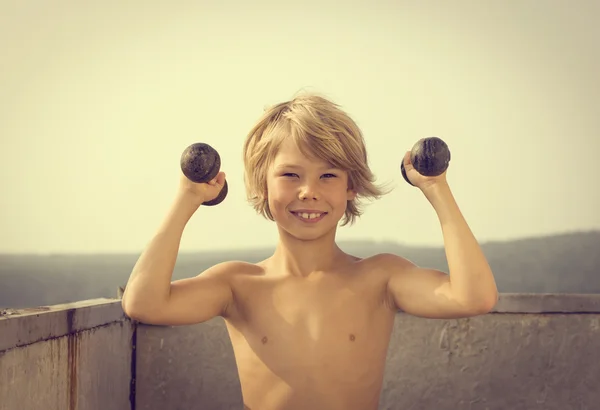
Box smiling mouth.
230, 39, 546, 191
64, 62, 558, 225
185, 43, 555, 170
290, 211, 327, 222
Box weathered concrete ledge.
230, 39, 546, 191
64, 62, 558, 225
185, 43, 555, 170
0, 293, 598, 353
491, 293, 600, 313
0, 293, 599, 410
0, 298, 125, 352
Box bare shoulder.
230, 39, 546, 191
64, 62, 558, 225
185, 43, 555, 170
356, 252, 416, 275
190, 259, 264, 297
198, 259, 261, 279
342, 253, 415, 303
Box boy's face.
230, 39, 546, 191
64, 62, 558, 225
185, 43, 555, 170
266, 138, 356, 240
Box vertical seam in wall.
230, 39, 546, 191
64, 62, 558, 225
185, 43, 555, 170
130, 320, 137, 410
66, 308, 79, 410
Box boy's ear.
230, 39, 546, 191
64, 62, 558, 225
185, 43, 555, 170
346, 188, 357, 201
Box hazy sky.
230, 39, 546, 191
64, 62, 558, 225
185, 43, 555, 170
1, 1, 599, 254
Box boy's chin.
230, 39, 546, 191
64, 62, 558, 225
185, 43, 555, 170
284, 230, 334, 242
275, 219, 340, 241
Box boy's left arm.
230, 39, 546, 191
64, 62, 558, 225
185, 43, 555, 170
385, 153, 499, 319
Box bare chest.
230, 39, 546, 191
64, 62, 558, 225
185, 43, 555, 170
224, 272, 394, 409
227, 273, 395, 369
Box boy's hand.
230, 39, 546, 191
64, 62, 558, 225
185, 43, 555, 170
178, 171, 227, 207
401, 151, 448, 191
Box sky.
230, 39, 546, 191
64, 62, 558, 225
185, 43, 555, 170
1, 0, 599, 254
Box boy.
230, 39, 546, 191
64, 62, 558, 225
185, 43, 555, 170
122, 93, 498, 410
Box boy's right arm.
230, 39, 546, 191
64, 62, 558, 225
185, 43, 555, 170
121, 171, 233, 326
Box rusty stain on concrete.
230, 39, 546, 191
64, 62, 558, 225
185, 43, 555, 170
67, 309, 79, 410
1, 301, 133, 410
129, 323, 137, 410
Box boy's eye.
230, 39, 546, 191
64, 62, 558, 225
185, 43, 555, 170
280, 172, 337, 178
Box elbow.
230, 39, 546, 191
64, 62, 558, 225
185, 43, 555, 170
474, 290, 499, 315
460, 290, 498, 317
122, 304, 154, 324
479, 298, 497, 315
121, 291, 136, 317
121, 297, 141, 321
474, 275, 499, 314
121, 296, 158, 323
485, 282, 500, 311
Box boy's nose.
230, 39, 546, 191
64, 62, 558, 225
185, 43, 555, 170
299, 184, 319, 200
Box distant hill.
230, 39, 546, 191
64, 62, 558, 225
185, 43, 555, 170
1, 230, 599, 309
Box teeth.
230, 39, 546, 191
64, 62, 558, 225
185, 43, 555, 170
297, 212, 321, 220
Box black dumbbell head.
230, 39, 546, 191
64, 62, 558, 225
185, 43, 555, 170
411, 137, 451, 177
401, 136, 451, 185
180, 142, 221, 184
202, 180, 228, 206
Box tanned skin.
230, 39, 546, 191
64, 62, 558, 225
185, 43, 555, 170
122, 139, 498, 410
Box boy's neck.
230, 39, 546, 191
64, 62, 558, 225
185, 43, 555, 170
270, 228, 348, 278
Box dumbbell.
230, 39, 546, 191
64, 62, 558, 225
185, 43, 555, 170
401, 136, 451, 186
180, 142, 228, 206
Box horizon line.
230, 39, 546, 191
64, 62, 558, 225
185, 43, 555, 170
0, 229, 597, 257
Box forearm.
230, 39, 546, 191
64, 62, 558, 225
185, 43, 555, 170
122, 193, 200, 315
422, 182, 498, 309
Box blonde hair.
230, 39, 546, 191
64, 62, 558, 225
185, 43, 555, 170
243, 92, 389, 226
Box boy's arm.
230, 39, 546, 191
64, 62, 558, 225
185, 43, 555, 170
122, 174, 234, 326
385, 180, 498, 319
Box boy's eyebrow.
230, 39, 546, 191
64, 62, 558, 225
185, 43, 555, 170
275, 164, 302, 169
275, 163, 339, 171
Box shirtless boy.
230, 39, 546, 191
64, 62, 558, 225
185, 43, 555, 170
122, 93, 498, 410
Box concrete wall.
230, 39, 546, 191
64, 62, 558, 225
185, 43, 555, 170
0, 299, 133, 410
1, 294, 599, 410
135, 294, 600, 410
